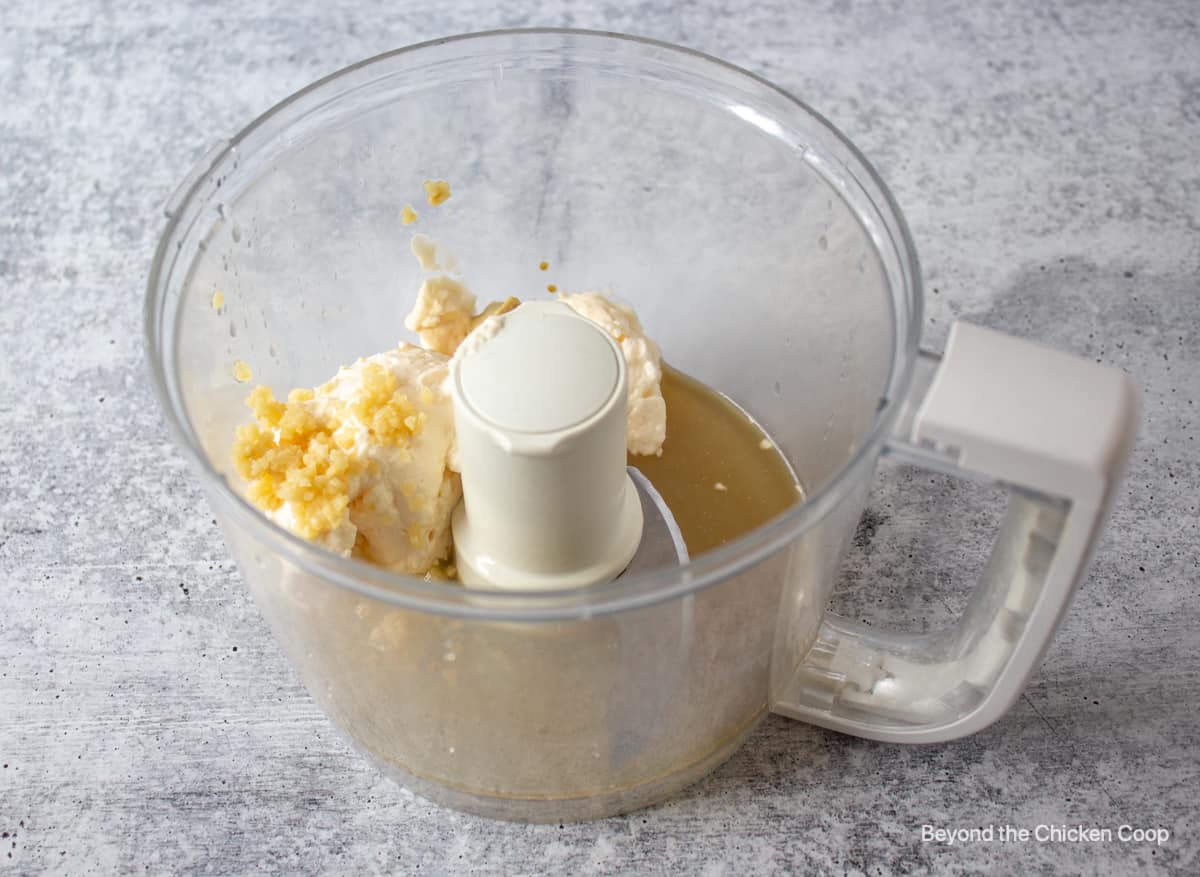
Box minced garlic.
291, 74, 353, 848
423, 179, 451, 206
232, 384, 360, 540
230, 345, 458, 573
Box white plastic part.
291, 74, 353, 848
449, 301, 644, 590
771, 320, 1139, 742
913, 322, 1133, 508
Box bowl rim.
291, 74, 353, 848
145, 27, 923, 621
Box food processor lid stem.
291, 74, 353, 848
450, 301, 687, 590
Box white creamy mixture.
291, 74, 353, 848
555, 292, 666, 457
234, 235, 666, 576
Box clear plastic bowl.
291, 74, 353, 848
146, 29, 919, 821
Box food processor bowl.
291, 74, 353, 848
146, 30, 1135, 821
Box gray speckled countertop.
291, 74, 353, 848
3, 0, 1198, 873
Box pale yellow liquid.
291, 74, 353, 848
629, 365, 802, 557
261, 368, 803, 819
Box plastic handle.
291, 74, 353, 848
770, 321, 1139, 743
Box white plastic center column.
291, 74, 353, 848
449, 301, 644, 590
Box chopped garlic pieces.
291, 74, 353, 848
423, 179, 451, 206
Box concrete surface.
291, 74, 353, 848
2, 0, 1197, 873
